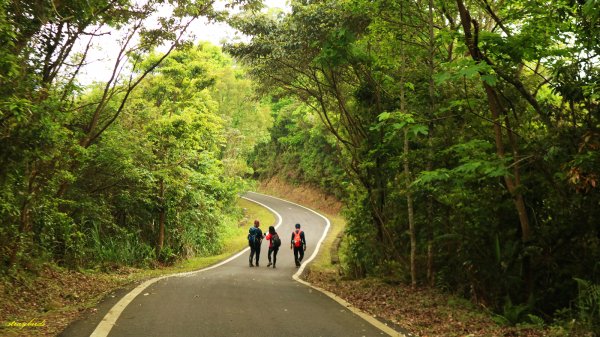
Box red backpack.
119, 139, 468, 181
293, 230, 303, 248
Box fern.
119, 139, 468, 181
574, 278, 600, 329
493, 297, 530, 326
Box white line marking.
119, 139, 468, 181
90, 192, 402, 337
89, 197, 282, 337
240, 196, 284, 231
246, 192, 405, 337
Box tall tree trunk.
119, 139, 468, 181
399, 27, 417, 287
157, 178, 166, 256
427, 241, 434, 287
456, 0, 533, 299
483, 84, 531, 240
425, 0, 437, 288
9, 167, 37, 268
404, 128, 417, 289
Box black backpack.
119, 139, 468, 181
272, 233, 281, 248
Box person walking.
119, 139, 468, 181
265, 225, 281, 268
248, 219, 263, 267
290, 223, 306, 267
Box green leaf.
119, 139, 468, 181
378, 111, 392, 121
433, 71, 451, 85
458, 62, 490, 78
583, 0, 600, 20
410, 124, 428, 136
481, 74, 497, 86
392, 122, 407, 130
415, 169, 452, 185
455, 161, 482, 174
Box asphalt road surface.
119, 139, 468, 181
60, 192, 399, 337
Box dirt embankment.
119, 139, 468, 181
257, 177, 343, 215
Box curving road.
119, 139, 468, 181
60, 192, 401, 337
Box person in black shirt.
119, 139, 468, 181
290, 223, 306, 267
248, 219, 264, 267
265, 225, 280, 268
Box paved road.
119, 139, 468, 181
60, 192, 396, 337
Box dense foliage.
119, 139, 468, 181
229, 0, 600, 331
0, 0, 269, 270
249, 97, 347, 198
1, 0, 598, 332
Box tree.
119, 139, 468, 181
0, 0, 263, 271
231, 0, 600, 326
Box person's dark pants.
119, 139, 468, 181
293, 246, 304, 266
249, 244, 261, 266
268, 247, 279, 267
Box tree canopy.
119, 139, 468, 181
228, 0, 599, 331
0, 0, 270, 269
0, 0, 598, 333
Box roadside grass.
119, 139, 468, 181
96, 197, 276, 281
229, 198, 278, 249
308, 212, 346, 274
171, 198, 277, 273
0, 197, 275, 337
137, 198, 276, 278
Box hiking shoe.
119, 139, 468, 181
273, 264, 276, 269
267, 262, 272, 267
249, 263, 254, 267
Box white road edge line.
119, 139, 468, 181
89, 196, 282, 337
246, 192, 405, 337
90, 192, 403, 337
241, 196, 284, 231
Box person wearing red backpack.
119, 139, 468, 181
290, 223, 306, 267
